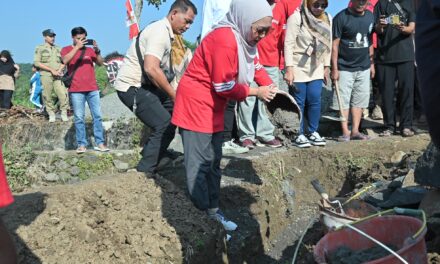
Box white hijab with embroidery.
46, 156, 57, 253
215, 0, 272, 85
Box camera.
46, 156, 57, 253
85, 39, 94, 46
382, 15, 401, 25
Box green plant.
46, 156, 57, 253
12, 63, 33, 108
76, 153, 114, 180
2, 145, 36, 191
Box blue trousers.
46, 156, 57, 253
292, 80, 323, 135
70, 91, 105, 147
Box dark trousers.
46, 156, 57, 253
414, 68, 424, 117
376, 61, 414, 131
180, 128, 222, 211
118, 86, 175, 173
0, 90, 13, 109
223, 100, 237, 142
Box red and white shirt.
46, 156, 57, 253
258, 0, 301, 69
172, 27, 272, 134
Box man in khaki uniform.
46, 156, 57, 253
34, 29, 68, 122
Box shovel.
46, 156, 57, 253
322, 80, 347, 122
311, 179, 344, 214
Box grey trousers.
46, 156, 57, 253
180, 128, 222, 211
237, 66, 278, 142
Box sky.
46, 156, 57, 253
2, 0, 348, 63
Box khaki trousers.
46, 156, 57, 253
40, 75, 68, 113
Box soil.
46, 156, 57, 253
1, 173, 227, 264
327, 245, 398, 264
1, 133, 439, 263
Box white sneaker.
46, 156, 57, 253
293, 134, 311, 148
222, 140, 249, 154
48, 113, 56, 123
61, 111, 69, 122
209, 210, 238, 231
307, 132, 326, 146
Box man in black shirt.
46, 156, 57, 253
331, 0, 375, 141
374, 0, 416, 137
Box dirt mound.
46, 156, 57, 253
0, 172, 226, 264
0, 106, 46, 124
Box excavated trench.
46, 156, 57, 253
157, 134, 434, 263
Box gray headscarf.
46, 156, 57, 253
215, 0, 272, 85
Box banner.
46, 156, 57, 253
126, 0, 140, 39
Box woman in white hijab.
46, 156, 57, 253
172, 0, 276, 231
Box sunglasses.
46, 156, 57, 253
312, 3, 328, 9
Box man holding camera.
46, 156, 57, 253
34, 29, 69, 122
61, 27, 109, 154
374, 0, 416, 137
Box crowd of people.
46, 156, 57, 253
0, 0, 433, 240
113, 0, 422, 233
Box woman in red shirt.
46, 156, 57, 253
0, 144, 17, 263
172, 0, 276, 231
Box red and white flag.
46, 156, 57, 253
125, 0, 140, 40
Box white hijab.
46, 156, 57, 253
215, 0, 272, 85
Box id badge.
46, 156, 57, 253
306, 44, 314, 56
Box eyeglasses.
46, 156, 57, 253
312, 3, 328, 9
254, 26, 272, 36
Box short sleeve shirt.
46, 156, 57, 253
60, 46, 98, 92
333, 9, 374, 72
374, 0, 416, 63
33, 43, 63, 76
114, 18, 174, 92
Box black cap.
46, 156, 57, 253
42, 29, 56, 37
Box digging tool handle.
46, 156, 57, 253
394, 208, 423, 217
334, 81, 346, 122
311, 179, 329, 200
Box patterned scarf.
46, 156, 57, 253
170, 34, 193, 90
301, 0, 332, 63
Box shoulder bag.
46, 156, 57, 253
62, 48, 86, 88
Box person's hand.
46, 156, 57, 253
93, 40, 101, 55
397, 23, 412, 35
379, 17, 388, 28
324, 67, 330, 85
75, 38, 86, 50
284, 67, 294, 85
370, 64, 375, 79
284, 66, 294, 86
331, 68, 339, 85
257, 85, 277, 102
376, 16, 388, 33
50, 69, 60, 77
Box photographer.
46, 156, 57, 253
61, 27, 109, 154
374, 0, 416, 137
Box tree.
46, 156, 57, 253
134, 0, 167, 23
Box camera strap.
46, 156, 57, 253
66, 48, 86, 80
391, 0, 407, 19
